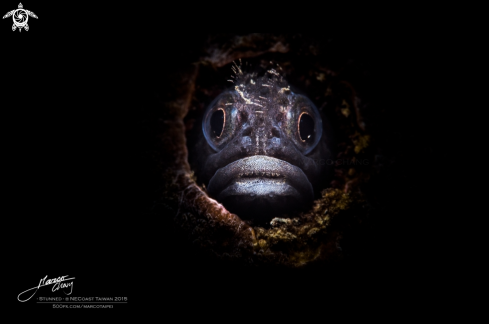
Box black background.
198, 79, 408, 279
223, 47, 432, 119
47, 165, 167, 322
5, 9, 442, 313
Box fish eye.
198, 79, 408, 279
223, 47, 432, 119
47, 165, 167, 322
298, 112, 314, 142
202, 91, 239, 152
283, 95, 323, 155
210, 108, 225, 138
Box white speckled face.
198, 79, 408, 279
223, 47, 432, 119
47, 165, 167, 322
203, 67, 323, 155
197, 63, 333, 223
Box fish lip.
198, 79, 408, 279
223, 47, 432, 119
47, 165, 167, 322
207, 155, 314, 204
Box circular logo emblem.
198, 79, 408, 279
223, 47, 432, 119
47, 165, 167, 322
13, 9, 27, 27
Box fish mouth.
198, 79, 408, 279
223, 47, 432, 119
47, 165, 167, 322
207, 155, 314, 223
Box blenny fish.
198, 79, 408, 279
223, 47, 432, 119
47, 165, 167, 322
190, 62, 334, 224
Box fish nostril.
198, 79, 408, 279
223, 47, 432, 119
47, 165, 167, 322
271, 127, 281, 138
240, 111, 248, 123
242, 127, 252, 137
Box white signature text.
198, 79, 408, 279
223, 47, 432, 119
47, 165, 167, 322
17, 275, 75, 302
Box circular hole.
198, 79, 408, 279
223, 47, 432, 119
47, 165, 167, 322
210, 108, 225, 138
